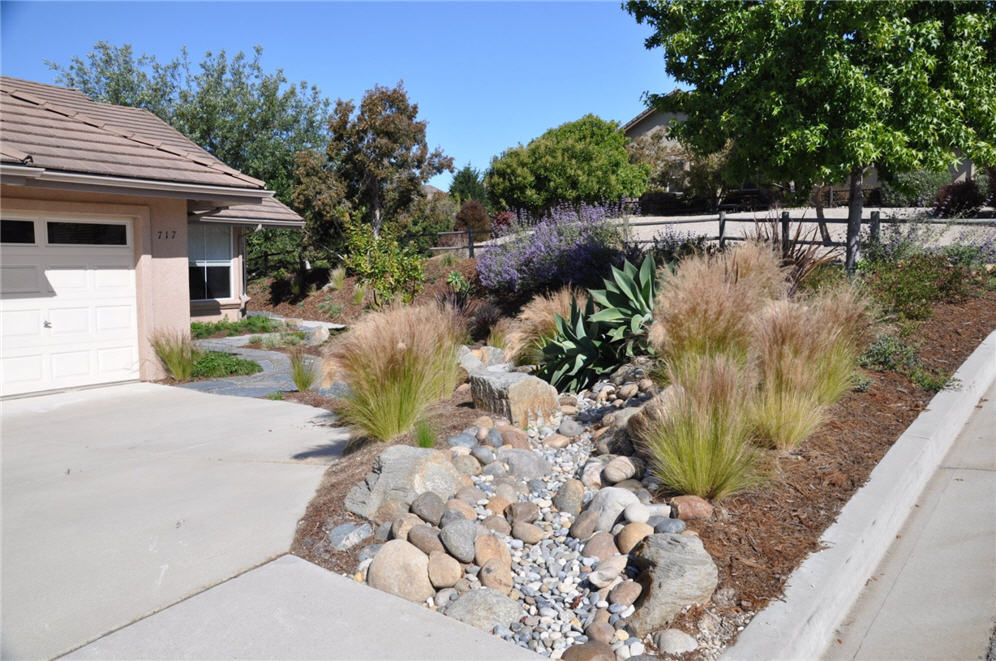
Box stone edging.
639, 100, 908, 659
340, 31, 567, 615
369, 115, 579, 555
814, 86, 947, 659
722, 329, 996, 661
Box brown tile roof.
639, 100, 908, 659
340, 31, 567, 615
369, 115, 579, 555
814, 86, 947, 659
0, 75, 263, 188
1, 76, 303, 226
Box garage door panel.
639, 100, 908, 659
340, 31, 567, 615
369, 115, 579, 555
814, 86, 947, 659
1, 219, 139, 396
1, 265, 42, 295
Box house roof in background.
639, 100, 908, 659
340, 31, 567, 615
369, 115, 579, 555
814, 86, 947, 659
0, 75, 302, 226
622, 107, 657, 134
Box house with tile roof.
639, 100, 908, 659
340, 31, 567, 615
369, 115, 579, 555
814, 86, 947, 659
0, 75, 304, 396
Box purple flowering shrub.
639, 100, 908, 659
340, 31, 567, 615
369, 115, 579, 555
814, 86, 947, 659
476, 204, 625, 295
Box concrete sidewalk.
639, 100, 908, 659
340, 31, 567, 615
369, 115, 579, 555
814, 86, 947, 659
824, 381, 996, 661
66, 555, 540, 661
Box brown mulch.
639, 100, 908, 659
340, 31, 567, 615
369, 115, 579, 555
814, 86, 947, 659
289, 385, 483, 575
680, 288, 996, 619
247, 256, 481, 326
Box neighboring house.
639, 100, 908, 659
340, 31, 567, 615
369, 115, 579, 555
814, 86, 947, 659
0, 75, 303, 396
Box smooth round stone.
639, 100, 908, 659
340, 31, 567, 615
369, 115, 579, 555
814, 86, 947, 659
561, 641, 616, 661
608, 580, 642, 606
616, 522, 653, 554
407, 524, 445, 554
440, 519, 477, 563
495, 482, 519, 502
482, 427, 504, 447
482, 462, 508, 477
453, 577, 472, 594
475, 533, 512, 568
601, 456, 641, 484
452, 454, 482, 476
447, 432, 478, 448
652, 517, 687, 534
654, 629, 698, 654
635, 489, 652, 505
554, 479, 585, 515
480, 557, 514, 594
434, 587, 458, 606
545, 433, 571, 449
507, 501, 540, 524
486, 495, 512, 515
456, 485, 487, 504
410, 492, 445, 526
569, 510, 599, 540
391, 513, 423, 541
472, 445, 496, 465
445, 498, 477, 520
482, 514, 512, 535
527, 479, 546, 494
582, 532, 618, 563
584, 621, 615, 645
558, 418, 585, 437
439, 509, 468, 529
366, 540, 433, 603
623, 502, 650, 524
512, 521, 547, 544
589, 555, 628, 588
427, 550, 462, 588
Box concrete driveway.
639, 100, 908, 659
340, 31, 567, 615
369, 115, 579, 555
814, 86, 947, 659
1, 383, 349, 660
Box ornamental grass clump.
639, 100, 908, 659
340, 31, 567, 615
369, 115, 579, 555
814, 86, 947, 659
503, 286, 587, 364
633, 353, 762, 501
151, 330, 195, 381
326, 303, 464, 442
649, 242, 787, 362
288, 347, 318, 392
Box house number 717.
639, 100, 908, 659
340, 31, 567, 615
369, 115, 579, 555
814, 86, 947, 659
156, 231, 177, 240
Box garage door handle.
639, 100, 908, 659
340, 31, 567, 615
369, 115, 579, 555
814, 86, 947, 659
43, 320, 51, 328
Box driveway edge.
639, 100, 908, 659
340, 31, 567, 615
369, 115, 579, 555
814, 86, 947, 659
722, 329, 996, 661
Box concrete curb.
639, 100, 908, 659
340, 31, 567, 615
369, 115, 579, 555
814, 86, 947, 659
723, 330, 996, 661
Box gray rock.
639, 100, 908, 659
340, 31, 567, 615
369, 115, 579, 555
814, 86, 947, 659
317, 381, 352, 399
586, 487, 640, 532
481, 462, 508, 477
507, 501, 540, 524
344, 446, 464, 523
654, 629, 698, 655
484, 428, 504, 448
452, 454, 482, 476
554, 479, 585, 515
471, 445, 496, 465
440, 518, 478, 563
410, 492, 445, 526
629, 534, 718, 637
623, 502, 650, 524
457, 345, 485, 373
570, 509, 599, 540
497, 448, 551, 481
558, 418, 585, 437
602, 456, 643, 485
447, 432, 478, 448
366, 540, 434, 603
469, 370, 559, 428
407, 525, 445, 555
439, 509, 468, 529
652, 518, 687, 534
357, 543, 382, 564
374, 521, 392, 542
327, 522, 373, 551
455, 485, 487, 504
444, 587, 525, 632
434, 587, 458, 607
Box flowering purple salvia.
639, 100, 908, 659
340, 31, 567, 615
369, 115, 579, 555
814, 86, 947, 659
476, 203, 626, 295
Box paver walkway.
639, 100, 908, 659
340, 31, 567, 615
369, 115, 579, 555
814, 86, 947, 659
824, 381, 996, 661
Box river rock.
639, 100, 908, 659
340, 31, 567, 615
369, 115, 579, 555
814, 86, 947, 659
589, 554, 628, 588
629, 533, 719, 636
651, 517, 686, 534
623, 502, 650, 524
407, 525, 445, 555
326, 522, 372, 552
469, 371, 559, 428
581, 459, 608, 489
562, 641, 616, 661
456, 485, 487, 504
554, 478, 585, 515
427, 550, 462, 589
602, 456, 643, 484
609, 580, 642, 606
497, 425, 530, 449
671, 495, 714, 520
439, 509, 468, 528
497, 448, 551, 480
479, 557, 514, 595
475, 534, 511, 568
512, 521, 547, 544
585, 621, 615, 645
410, 492, 445, 526
451, 454, 481, 477
391, 513, 423, 541
582, 531, 619, 563
447, 432, 477, 449
506, 501, 540, 524
444, 588, 524, 632
482, 515, 512, 535
544, 433, 571, 449
558, 417, 585, 437
471, 445, 496, 465
366, 540, 433, 603
587, 487, 640, 532
654, 629, 698, 655
345, 446, 464, 523
617, 522, 653, 553
445, 498, 477, 521
440, 518, 478, 563
569, 509, 599, 540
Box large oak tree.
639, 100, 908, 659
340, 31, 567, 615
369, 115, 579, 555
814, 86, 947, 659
626, 0, 996, 268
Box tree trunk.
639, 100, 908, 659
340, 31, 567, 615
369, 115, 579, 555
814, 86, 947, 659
372, 204, 382, 238
814, 184, 832, 244
845, 168, 865, 274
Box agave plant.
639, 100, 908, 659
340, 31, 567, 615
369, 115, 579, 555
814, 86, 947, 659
537, 297, 615, 393
588, 253, 659, 358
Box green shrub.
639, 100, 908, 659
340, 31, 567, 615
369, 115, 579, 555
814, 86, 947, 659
289, 348, 317, 392
880, 169, 951, 208
343, 223, 425, 305
328, 266, 347, 291
414, 419, 436, 448
191, 351, 262, 379
860, 334, 956, 392
327, 303, 464, 442
351, 282, 367, 306
317, 298, 344, 320
864, 252, 975, 320
632, 354, 762, 501
151, 330, 195, 380
190, 316, 280, 339
447, 271, 472, 296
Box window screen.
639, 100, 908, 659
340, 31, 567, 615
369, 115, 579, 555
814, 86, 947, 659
1, 220, 35, 244
47, 222, 127, 245
188, 224, 232, 300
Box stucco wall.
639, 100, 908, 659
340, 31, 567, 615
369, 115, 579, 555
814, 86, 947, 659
1, 185, 189, 381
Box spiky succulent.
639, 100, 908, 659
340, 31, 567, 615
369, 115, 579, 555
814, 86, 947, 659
537, 297, 616, 393
588, 254, 659, 358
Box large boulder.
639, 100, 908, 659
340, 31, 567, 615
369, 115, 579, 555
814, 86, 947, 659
366, 540, 434, 603
469, 370, 559, 429
444, 587, 525, 632
586, 486, 640, 532
628, 533, 719, 637
345, 446, 464, 523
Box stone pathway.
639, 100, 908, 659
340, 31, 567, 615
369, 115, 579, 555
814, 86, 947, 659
179, 337, 297, 398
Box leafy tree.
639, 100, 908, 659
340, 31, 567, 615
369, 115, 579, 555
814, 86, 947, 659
295, 82, 453, 243
449, 164, 489, 207
626, 1, 996, 270
486, 114, 650, 216
49, 42, 331, 274
455, 199, 491, 233
626, 130, 689, 192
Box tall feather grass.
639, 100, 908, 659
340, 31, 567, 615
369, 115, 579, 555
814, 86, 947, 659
151, 330, 195, 381
503, 286, 587, 364
289, 347, 317, 392
634, 353, 762, 501
325, 303, 464, 442
649, 242, 787, 362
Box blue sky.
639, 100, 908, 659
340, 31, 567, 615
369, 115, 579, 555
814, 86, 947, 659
1, 1, 676, 189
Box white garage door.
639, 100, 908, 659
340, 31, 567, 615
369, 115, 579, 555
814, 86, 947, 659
1, 217, 140, 397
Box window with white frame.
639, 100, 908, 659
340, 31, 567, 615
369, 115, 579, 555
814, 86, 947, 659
188, 223, 233, 300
